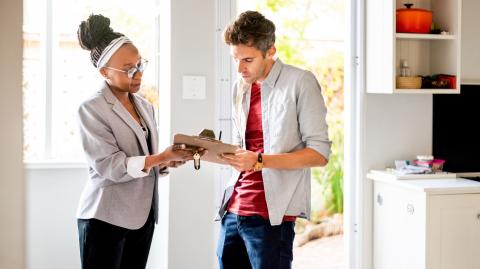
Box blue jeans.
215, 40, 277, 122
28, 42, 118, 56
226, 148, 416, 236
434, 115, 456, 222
217, 212, 295, 269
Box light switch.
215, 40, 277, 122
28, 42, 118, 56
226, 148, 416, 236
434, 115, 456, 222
182, 75, 206, 100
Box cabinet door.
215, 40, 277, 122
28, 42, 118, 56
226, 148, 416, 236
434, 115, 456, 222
374, 182, 426, 269
461, 0, 480, 84
428, 194, 480, 269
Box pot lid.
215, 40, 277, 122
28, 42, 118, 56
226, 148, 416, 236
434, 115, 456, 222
397, 3, 432, 13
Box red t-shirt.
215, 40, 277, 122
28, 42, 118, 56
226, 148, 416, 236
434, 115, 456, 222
227, 82, 296, 222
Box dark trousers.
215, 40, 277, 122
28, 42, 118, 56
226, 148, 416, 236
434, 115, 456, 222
217, 212, 295, 269
77, 209, 155, 269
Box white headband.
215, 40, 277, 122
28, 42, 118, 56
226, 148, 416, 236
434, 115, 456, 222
96, 36, 132, 69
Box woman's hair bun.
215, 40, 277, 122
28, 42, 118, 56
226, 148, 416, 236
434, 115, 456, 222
77, 14, 114, 51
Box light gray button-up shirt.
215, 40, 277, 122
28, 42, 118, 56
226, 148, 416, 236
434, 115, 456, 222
216, 59, 332, 226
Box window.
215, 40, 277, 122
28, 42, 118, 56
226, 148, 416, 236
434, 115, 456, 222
23, 0, 159, 162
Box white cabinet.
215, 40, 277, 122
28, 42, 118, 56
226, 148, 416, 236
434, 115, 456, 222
366, 0, 462, 94
368, 175, 480, 269
373, 181, 426, 268
428, 194, 480, 268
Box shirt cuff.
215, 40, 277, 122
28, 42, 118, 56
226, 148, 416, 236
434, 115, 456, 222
126, 156, 150, 178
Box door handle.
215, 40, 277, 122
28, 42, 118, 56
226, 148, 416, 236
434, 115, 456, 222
376, 194, 383, 206
406, 204, 415, 215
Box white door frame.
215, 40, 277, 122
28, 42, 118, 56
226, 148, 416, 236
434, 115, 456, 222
213, 0, 237, 267
214, 0, 236, 216
345, 0, 367, 268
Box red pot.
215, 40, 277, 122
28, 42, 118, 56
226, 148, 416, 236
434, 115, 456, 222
396, 3, 432, 34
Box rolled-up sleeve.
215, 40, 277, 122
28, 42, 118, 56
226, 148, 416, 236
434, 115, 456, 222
297, 71, 332, 160
78, 101, 146, 183
127, 156, 150, 178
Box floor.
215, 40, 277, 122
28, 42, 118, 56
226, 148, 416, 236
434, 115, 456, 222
293, 235, 344, 269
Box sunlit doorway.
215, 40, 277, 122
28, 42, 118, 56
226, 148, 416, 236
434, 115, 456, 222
235, 1, 345, 268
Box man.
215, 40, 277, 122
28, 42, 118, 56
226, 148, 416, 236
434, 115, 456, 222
217, 10, 332, 269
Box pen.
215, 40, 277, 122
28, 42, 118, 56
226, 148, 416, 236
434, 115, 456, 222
218, 130, 222, 141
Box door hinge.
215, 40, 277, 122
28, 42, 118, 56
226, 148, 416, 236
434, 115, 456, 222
354, 56, 360, 66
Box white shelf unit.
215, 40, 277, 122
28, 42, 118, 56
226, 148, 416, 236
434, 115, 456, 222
394, 88, 460, 94
366, 0, 462, 94
396, 33, 456, 40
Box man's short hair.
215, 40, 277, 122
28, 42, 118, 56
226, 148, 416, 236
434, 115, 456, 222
224, 11, 276, 55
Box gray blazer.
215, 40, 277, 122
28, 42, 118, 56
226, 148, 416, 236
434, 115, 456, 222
76, 82, 166, 229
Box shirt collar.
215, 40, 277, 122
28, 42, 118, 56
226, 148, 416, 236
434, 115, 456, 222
261, 58, 283, 88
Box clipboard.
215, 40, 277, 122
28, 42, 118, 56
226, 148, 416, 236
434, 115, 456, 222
173, 133, 239, 164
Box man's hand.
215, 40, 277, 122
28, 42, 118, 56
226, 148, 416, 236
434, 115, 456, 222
219, 149, 258, 172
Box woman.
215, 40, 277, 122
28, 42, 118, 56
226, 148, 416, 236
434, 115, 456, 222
76, 14, 200, 269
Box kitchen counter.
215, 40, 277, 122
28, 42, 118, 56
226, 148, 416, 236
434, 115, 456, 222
367, 171, 480, 194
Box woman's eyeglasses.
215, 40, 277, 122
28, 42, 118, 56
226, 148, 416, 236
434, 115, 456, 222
104, 59, 148, 79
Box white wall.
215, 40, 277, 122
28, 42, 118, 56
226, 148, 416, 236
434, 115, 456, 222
361, 94, 433, 269
0, 0, 25, 268
167, 0, 218, 268
364, 95, 432, 170
26, 167, 85, 269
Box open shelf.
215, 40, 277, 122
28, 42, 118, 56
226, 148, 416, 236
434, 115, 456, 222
366, 0, 461, 94
394, 89, 460, 94
396, 33, 456, 40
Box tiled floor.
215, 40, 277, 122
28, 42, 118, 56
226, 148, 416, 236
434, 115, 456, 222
293, 235, 344, 269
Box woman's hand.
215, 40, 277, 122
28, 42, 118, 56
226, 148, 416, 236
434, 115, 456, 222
163, 144, 194, 162
167, 160, 186, 168
145, 145, 208, 171
164, 144, 208, 162
165, 146, 208, 169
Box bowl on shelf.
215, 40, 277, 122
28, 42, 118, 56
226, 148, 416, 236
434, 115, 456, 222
396, 76, 422, 89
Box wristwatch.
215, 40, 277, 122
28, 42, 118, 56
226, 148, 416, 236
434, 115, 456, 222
253, 153, 263, 172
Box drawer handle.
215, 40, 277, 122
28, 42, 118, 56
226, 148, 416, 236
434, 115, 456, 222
406, 204, 415, 215
376, 194, 383, 206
